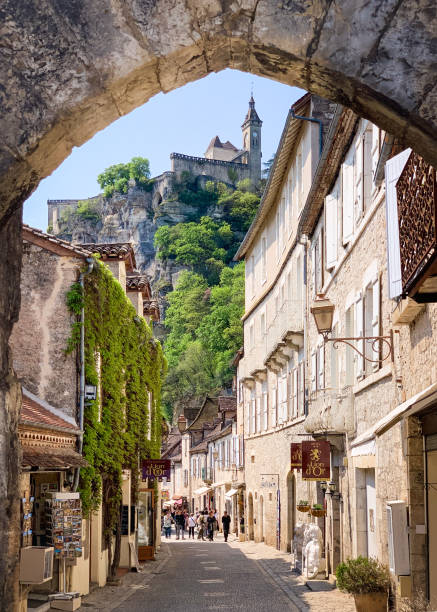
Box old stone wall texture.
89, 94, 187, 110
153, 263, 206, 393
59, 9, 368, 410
9, 242, 80, 419
1, 1, 437, 218
171, 155, 251, 185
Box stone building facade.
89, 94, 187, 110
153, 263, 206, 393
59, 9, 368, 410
235, 93, 437, 609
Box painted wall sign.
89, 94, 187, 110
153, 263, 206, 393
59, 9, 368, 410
301, 441, 330, 481
142, 459, 171, 481
290, 443, 302, 469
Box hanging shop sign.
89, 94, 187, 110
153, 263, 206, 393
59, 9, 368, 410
290, 443, 302, 470
142, 459, 171, 481
301, 441, 330, 481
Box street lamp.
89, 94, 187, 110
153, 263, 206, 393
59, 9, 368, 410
310, 295, 393, 363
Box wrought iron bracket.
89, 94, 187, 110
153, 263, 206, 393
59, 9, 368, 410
322, 330, 394, 363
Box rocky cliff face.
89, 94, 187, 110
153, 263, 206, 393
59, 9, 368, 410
50, 178, 236, 297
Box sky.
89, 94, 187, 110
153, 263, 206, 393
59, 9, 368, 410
24, 69, 305, 230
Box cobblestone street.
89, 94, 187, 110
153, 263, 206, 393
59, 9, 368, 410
80, 535, 355, 611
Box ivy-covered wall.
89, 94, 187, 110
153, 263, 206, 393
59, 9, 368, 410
67, 259, 166, 546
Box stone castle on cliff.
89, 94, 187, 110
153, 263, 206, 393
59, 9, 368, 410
48, 97, 262, 237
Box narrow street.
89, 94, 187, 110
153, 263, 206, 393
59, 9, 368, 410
81, 535, 355, 612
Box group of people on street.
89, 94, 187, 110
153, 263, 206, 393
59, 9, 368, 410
162, 508, 232, 542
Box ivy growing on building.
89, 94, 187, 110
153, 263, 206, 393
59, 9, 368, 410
66, 259, 166, 576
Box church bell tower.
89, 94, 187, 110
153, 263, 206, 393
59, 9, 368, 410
242, 96, 262, 184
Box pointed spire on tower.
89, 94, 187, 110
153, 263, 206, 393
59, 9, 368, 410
242, 94, 262, 127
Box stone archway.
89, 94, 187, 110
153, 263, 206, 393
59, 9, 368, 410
1, 3, 437, 608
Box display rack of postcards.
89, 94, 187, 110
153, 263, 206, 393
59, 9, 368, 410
44, 492, 82, 559
21, 494, 35, 547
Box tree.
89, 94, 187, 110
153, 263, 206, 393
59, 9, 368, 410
97, 157, 152, 197
197, 263, 245, 382
154, 216, 234, 284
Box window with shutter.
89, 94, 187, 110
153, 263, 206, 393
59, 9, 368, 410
355, 294, 365, 378
256, 397, 261, 432
311, 351, 317, 393
261, 236, 267, 283
325, 188, 338, 269
355, 134, 364, 222
288, 172, 293, 234
342, 148, 354, 244
250, 396, 256, 434
385, 149, 412, 299
311, 242, 317, 297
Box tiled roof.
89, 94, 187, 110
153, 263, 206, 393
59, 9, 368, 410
218, 396, 236, 412
21, 446, 88, 468
21, 389, 80, 433
126, 274, 151, 298
23, 225, 92, 259
143, 299, 160, 321
81, 242, 137, 271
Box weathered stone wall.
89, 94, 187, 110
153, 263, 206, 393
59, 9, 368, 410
171, 154, 251, 185
9, 243, 80, 419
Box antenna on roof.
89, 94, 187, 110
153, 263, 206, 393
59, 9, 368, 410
250, 81, 254, 99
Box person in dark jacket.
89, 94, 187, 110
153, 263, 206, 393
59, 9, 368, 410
221, 511, 231, 542
175, 510, 185, 540
207, 511, 217, 541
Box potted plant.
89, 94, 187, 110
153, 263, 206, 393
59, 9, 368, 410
296, 500, 310, 512
310, 503, 326, 517
336, 556, 390, 612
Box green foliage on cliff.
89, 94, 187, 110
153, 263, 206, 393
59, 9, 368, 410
65, 260, 166, 571
76, 199, 101, 223
162, 264, 244, 415
154, 216, 234, 284
97, 156, 153, 197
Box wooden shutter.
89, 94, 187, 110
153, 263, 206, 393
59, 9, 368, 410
363, 128, 373, 210
293, 368, 298, 418
271, 385, 277, 426
355, 134, 364, 220
372, 276, 381, 368
342, 148, 354, 244
385, 148, 412, 298
325, 189, 338, 269
298, 362, 305, 415
371, 124, 380, 187
256, 397, 261, 432
355, 293, 365, 378
318, 344, 325, 390
263, 390, 268, 430
311, 242, 317, 297
311, 351, 317, 392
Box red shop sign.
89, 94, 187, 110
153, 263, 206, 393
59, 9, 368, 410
290, 443, 302, 470
301, 441, 330, 481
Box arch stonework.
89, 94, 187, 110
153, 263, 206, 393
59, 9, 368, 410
0, 2, 437, 608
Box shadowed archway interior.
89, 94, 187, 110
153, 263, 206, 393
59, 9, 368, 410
1, 2, 437, 609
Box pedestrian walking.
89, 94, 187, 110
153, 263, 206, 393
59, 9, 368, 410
221, 510, 231, 542
175, 510, 185, 540
207, 511, 217, 541
197, 511, 206, 540
188, 513, 196, 539
163, 511, 172, 539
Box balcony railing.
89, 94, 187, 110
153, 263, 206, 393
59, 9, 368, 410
397, 151, 437, 300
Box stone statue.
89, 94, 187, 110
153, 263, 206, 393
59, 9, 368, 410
302, 523, 323, 579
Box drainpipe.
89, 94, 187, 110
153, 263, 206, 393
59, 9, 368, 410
73, 257, 94, 492
290, 109, 323, 158
300, 236, 309, 416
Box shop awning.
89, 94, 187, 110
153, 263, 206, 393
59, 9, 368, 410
21, 446, 88, 469
351, 381, 437, 447
211, 481, 231, 489
193, 486, 211, 496
225, 488, 239, 499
